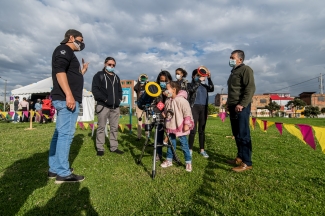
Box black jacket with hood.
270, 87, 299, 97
187, 77, 214, 107
92, 70, 122, 109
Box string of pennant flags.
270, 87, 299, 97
0, 111, 52, 119
2, 111, 324, 154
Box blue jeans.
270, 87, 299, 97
166, 134, 192, 164
13, 112, 18, 122
229, 103, 252, 166
49, 100, 79, 177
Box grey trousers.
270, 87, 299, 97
96, 105, 120, 151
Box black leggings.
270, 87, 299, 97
189, 104, 207, 150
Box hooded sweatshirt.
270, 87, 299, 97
164, 90, 194, 137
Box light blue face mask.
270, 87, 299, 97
106, 66, 115, 72
229, 59, 236, 67
194, 76, 200, 82
160, 82, 167, 89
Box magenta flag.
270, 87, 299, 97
220, 112, 226, 122
252, 118, 256, 129
23, 111, 29, 118
142, 124, 145, 128
125, 124, 132, 130
78, 122, 84, 130
296, 124, 316, 150
275, 122, 283, 135
89, 123, 94, 130
9, 112, 14, 116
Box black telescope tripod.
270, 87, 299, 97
136, 106, 181, 179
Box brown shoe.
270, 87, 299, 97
226, 157, 242, 165
232, 162, 252, 172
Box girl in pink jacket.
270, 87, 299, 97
161, 81, 194, 172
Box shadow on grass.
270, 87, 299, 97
24, 183, 98, 216
0, 134, 89, 215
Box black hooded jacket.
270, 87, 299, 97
91, 70, 122, 109
187, 77, 214, 107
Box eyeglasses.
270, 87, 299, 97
107, 64, 115, 67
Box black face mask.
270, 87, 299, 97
73, 39, 85, 51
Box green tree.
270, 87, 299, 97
265, 101, 281, 117
285, 98, 306, 117
208, 104, 217, 115
302, 106, 321, 118
321, 107, 325, 114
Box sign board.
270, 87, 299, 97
120, 87, 132, 133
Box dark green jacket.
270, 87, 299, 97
227, 64, 255, 107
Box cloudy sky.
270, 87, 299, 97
0, 0, 325, 101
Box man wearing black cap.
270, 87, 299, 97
48, 29, 89, 183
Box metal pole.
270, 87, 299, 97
0, 77, 7, 111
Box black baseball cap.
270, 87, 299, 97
60, 29, 83, 44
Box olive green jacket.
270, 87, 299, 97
227, 64, 255, 107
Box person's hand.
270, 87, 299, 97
183, 124, 189, 132
81, 58, 89, 74
207, 70, 211, 78
66, 94, 76, 110
235, 104, 244, 113
161, 112, 166, 118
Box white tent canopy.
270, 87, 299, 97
11, 77, 95, 122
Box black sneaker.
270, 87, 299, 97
97, 151, 104, 156
55, 174, 85, 184
48, 168, 74, 179
111, 149, 124, 154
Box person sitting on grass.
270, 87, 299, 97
161, 81, 194, 172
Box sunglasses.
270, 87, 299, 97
107, 64, 115, 67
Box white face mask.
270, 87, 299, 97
176, 74, 182, 80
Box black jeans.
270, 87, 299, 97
229, 103, 252, 166
189, 104, 207, 150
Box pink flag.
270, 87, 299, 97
78, 122, 84, 130
23, 111, 29, 118
220, 112, 226, 122
89, 123, 94, 130
252, 118, 256, 129
125, 124, 132, 130
9, 112, 14, 116
296, 124, 316, 150
275, 122, 283, 135
142, 124, 145, 128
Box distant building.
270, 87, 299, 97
121, 80, 136, 107
251, 94, 271, 117
299, 92, 325, 109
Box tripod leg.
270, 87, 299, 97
151, 124, 159, 179
137, 135, 150, 164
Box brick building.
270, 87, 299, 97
299, 92, 325, 109
251, 94, 271, 117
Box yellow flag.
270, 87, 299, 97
0, 112, 5, 117
312, 126, 325, 154
43, 114, 49, 119
256, 119, 263, 131
283, 124, 306, 144
119, 124, 124, 132
249, 117, 254, 129
208, 114, 218, 117
29, 111, 35, 118
36, 112, 41, 116
267, 121, 275, 129
83, 123, 89, 129
17, 111, 22, 117
75, 122, 78, 128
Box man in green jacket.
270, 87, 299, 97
227, 50, 255, 172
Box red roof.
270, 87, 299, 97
270, 95, 293, 100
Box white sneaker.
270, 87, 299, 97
186, 163, 192, 172
160, 160, 173, 168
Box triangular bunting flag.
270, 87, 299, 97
312, 126, 325, 154
249, 117, 254, 130
23, 111, 29, 118
220, 112, 226, 122
275, 122, 283, 135
30, 111, 35, 118
43, 114, 49, 119
17, 111, 22, 117
83, 123, 89, 129
78, 122, 84, 130
9, 111, 14, 116
296, 124, 316, 150
252, 117, 256, 129
142, 123, 145, 129
36, 112, 41, 116
256, 119, 264, 131
75, 122, 78, 128
119, 124, 124, 132
283, 124, 306, 144
125, 124, 131, 130
89, 123, 94, 130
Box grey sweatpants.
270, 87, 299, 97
96, 105, 120, 151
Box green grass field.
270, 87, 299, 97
0, 116, 324, 215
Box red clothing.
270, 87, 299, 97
42, 99, 52, 110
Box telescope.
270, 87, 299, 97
137, 82, 162, 110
